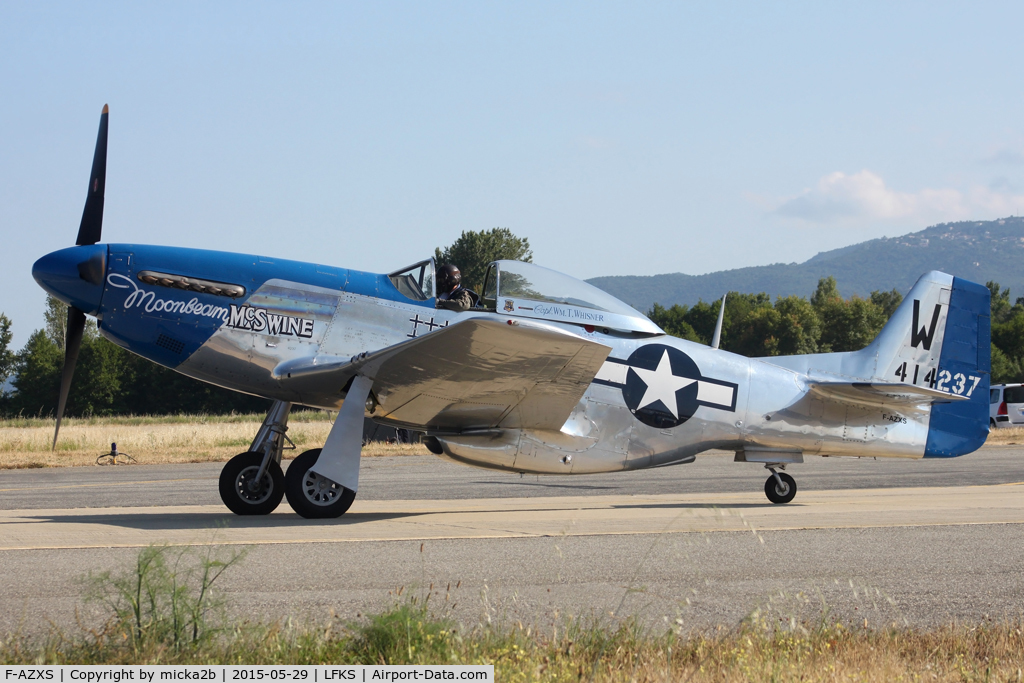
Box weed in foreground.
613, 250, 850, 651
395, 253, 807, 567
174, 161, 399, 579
347, 601, 458, 665
80, 544, 247, 656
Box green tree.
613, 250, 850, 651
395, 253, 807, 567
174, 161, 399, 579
772, 295, 821, 355
434, 228, 532, 294
992, 311, 1024, 367
988, 281, 1013, 323
680, 299, 722, 344
730, 305, 784, 356
650, 291, 822, 357
646, 303, 701, 342
987, 282, 1024, 383
869, 289, 903, 320
991, 344, 1021, 384
9, 327, 126, 418
44, 295, 70, 349
10, 329, 62, 417
650, 277, 906, 358
9, 297, 120, 417
810, 276, 841, 309
811, 277, 888, 352
116, 355, 269, 416
722, 293, 821, 357
720, 292, 773, 355
0, 313, 14, 387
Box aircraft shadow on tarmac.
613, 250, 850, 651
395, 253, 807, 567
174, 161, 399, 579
25, 510, 421, 530
608, 502, 792, 510
27, 500, 789, 531
471, 479, 618, 491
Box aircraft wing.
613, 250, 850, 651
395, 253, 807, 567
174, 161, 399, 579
807, 381, 969, 409
274, 317, 612, 431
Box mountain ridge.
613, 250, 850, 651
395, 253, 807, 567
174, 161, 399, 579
586, 217, 1024, 310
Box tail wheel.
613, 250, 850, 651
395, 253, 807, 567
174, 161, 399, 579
218, 451, 285, 515
764, 472, 797, 504
285, 448, 357, 519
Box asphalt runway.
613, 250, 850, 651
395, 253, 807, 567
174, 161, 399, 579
1, 447, 1023, 636
4, 446, 1024, 510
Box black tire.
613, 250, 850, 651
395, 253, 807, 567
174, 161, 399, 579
218, 451, 285, 515
764, 472, 797, 504
285, 448, 357, 519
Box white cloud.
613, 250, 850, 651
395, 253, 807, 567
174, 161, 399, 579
773, 170, 1024, 224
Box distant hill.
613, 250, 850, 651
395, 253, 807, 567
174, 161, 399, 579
587, 217, 1024, 311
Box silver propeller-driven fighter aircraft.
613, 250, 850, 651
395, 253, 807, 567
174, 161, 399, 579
32, 107, 992, 518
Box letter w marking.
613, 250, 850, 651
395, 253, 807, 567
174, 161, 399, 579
911, 299, 942, 350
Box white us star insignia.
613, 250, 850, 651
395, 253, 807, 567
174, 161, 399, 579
629, 350, 695, 418
591, 343, 738, 429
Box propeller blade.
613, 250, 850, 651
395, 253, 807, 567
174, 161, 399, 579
52, 306, 86, 450
75, 104, 109, 246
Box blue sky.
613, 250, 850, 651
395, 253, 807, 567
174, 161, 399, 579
4, 2, 1024, 348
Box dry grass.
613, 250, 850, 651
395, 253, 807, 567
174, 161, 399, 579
986, 425, 1024, 445
5, 605, 1024, 679
2, 413, 1021, 469
0, 413, 427, 469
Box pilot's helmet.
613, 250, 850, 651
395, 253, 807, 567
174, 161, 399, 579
438, 264, 461, 293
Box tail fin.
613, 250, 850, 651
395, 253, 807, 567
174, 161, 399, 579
871, 271, 990, 457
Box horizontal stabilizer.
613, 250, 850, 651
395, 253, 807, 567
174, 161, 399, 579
808, 381, 969, 409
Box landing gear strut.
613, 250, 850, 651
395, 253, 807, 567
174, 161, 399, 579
218, 400, 294, 515
763, 465, 797, 504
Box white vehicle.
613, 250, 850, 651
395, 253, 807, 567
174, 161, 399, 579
990, 384, 1024, 428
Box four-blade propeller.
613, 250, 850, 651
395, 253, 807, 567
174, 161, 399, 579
53, 104, 108, 450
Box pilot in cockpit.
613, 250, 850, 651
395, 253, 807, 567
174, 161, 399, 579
435, 264, 480, 311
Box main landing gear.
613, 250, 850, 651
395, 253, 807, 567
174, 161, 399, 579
764, 465, 797, 504
218, 400, 294, 515
285, 448, 357, 518
218, 382, 368, 519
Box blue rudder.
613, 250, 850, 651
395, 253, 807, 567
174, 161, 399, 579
924, 277, 991, 457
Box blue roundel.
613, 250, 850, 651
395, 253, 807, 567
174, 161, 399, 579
622, 344, 703, 429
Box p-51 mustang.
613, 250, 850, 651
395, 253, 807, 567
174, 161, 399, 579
33, 107, 991, 518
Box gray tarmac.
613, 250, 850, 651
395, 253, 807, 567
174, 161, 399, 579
1, 447, 1023, 636
3, 446, 1023, 510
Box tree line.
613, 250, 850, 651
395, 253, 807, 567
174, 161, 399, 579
647, 278, 1022, 384
2, 228, 1021, 418
647, 276, 901, 357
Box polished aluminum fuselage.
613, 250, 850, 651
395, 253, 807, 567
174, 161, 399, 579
167, 278, 928, 476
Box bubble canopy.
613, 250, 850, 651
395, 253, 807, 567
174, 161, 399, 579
482, 260, 663, 334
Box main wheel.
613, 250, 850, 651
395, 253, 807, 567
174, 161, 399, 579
218, 451, 285, 515
285, 448, 357, 519
764, 472, 797, 504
